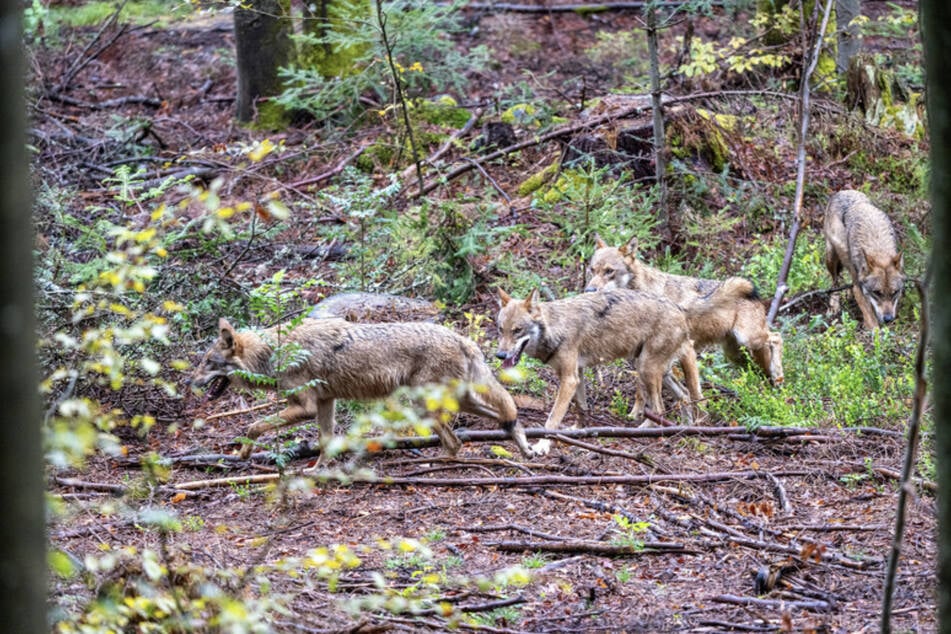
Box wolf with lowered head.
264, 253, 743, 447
190, 318, 535, 461
494, 283, 753, 455
824, 189, 905, 329
585, 235, 784, 385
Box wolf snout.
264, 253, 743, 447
583, 285, 597, 293
495, 350, 508, 360
882, 313, 895, 324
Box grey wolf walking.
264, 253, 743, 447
190, 318, 534, 460
823, 189, 905, 329
585, 236, 784, 385
494, 285, 748, 455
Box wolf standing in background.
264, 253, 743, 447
495, 284, 751, 455
189, 318, 535, 461
585, 236, 784, 385
824, 189, 905, 329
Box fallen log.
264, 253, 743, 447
491, 539, 695, 556
169, 467, 814, 491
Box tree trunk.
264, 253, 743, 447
0, 0, 46, 629
921, 2, 951, 632
834, 0, 861, 73
234, 0, 294, 122
646, 6, 670, 233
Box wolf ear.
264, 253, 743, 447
595, 234, 608, 250
218, 318, 238, 352
497, 288, 512, 308
620, 235, 638, 256
524, 288, 541, 314
894, 251, 904, 270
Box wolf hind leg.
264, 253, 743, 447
313, 398, 336, 465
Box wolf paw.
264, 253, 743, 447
531, 438, 552, 456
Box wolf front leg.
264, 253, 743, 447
536, 359, 581, 455
240, 397, 318, 459
459, 381, 532, 458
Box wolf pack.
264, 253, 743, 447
190, 189, 906, 463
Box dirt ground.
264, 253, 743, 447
38, 2, 936, 632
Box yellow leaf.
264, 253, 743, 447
490, 445, 514, 459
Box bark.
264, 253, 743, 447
645, 6, 669, 232
234, 0, 294, 122
922, 4, 951, 632
0, 0, 46, 629
835, 0, 861, 73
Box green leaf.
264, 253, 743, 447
48, 549, 78, 578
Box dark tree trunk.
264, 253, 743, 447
234, 0, 294, 122
922, 2, 951, 632
0, 0, 46, 629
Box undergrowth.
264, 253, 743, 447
705, 313, 920, 430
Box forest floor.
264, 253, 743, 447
37, 1, 936, 632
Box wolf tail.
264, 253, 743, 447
682, 277, 756, 331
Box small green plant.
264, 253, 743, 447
534, 167, 660, 273
468, 605, 523, 627
182, 515, 206, 532
277, 1, 487, 126
615, 566, 634, 583
610, 514, 650, 549
424, 527, 447, 543
839, 471, 870, 490
741, 233, 827, 295
521, 552, 549, 569
609, 389, 630, 418
322, 171, 514, 303
229, 481, 254, 501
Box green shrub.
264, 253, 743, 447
706, 314, 917, 429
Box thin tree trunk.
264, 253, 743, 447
0, 0, 46, 629
766, 0, 834, 325
921, 4, 951, 632
646, 6, 669, 233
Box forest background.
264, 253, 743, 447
30, 0, 938, 631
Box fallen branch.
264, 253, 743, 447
539, 488, 642, 524
48, 0, 129, 95
711, 593, 832, 612
491, 539, 694, 556
552, 434, 660, 469
778, 284, 851, 314
364, 468, 814, 489
399, 107, 483, 184
462, 1, 716, 11
466, 523, 571, 542
167, 467, 813, 492
871, 465, 936, 493
696, 523, 876, 570
128, 423, 859, 470
411, 100, 673, 197
287, 144, 368, 190
202, 401, 281, 422
53, 477, 128, 495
